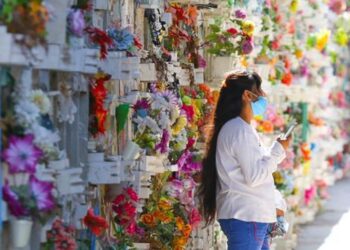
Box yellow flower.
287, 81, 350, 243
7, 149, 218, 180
242, 20, 255, 37
290, 0, 299, 13
316, 30, 330, 51
154, 210, 172, 223
158, 198, 172, 211
273, 172, 284, 184
175, 217, 185, 231
173, 236, 188, 248
294, 49, 303, 59
172, 116, 187, 135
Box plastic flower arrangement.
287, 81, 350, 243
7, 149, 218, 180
132, 86, 180, 156
111, 186, 143, 249
44, 218, 77, 250
205, 14, 255, 56
2, 170, 56, 221
85, 26, 114, 59
67, 8, 86, 37
83, 208, 108, 236
0, 0, 49, 49
139, 172, 200, 250
107, 26, 142, 54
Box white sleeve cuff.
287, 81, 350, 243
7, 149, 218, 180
271, 141, 287, 164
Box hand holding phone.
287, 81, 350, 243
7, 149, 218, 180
280, 122, 298, 140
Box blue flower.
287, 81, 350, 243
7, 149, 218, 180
107, 28, 134, 51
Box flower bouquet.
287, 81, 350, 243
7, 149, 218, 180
0, 0, 49, 49
44, 218, 78, 250
205, 11, 255, 56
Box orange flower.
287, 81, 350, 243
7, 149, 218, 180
140, 214, 156, 227
262, 120, 274, 133
281, 72, 293, 85
154, 210, 172, 224
173, 236, 188, 248
158, 198, 172, 211
175, 217, 185, 231
182, 224, 192, 238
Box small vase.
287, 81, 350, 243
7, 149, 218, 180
10, 218, 33, 248
123, 140, 141, 160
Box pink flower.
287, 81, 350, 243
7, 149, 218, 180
126, 221, 137, 235
2, 134, 43, 174
2, 181, 28, 217
155, 129, 170, 154
197, 55, 207, 68
125, 187, 138, 202
181, 105, 195, 123
189, 208, 201, 229
242, 38, 254, 54
54, 235, 77, 250
30, 175, 55, 212
123, 201, 137, 217
235, 9, 247, 19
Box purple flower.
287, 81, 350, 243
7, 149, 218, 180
133, 98, 150, 111
3, 135, 43, 174
3, 181, 29, 217
235, 9, 247, 19
67, 9, 86, 37
30, 176, 55, 212
242, 38, 254, 54
197, 55, 207, 68
161, 90, 178, 105
155, 130, 170, 154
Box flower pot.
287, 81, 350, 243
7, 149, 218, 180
123, 140, 141, 160
10, 219, 33, 248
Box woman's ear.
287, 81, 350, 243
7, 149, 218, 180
242, 90, 251, 102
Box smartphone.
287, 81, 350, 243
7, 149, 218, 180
280, 122, 298, 140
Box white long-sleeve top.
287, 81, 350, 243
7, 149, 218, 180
216, 117, 286, 223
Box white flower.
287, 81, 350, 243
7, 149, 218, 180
30, 90, 51, 114
158, 112, 171, 130
15, 100, 40, 127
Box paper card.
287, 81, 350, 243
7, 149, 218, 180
193, 68, 204, 84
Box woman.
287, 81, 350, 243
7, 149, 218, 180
198, 71, 291, 250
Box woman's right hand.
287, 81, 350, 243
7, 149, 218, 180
277, 135, 292, 151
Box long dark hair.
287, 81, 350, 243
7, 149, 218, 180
198, 71, 262, 226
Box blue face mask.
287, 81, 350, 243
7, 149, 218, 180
251, 96, 268, 116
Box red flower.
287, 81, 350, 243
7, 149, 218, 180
47, 219, 65, 240
113, 194, 125, 205
271, 39, 280, 50
54, 235, 77, 250
134, 37, 143, 49
84, 26, 113, 60
281, 72, 293, 85
113, 205, 123, 216
123, 201, 137, 217
226, 28, 238, 36
182, 104, 195, 122
125, 187, 138, 201
83, 208, 108, 236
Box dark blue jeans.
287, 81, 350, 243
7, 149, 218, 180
218, 218, 271, 250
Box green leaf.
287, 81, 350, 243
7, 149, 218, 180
209, 24, 220, 33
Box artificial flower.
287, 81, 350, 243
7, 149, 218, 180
133, 36, 143, 49
281, 72, 293, 85
83, 208, 108, 236
2, 181, 29, 217
30, 90, 51, 115
123, 201, 137, 217
172, 116, 188, 136
290, 0, 299, 13
158, 198, 172, 211
234, 9, 247, 19
154, 210, 172, 223
316, 30, 330, 51
304, 186, 316, 206
175, 217, 185, 231
67, 9, 85, 37
140, 214, 156, 227
54, 235, 77, 250
155, 129, 170, 154
335, 28, 348, 46
3, 134, 43, 174
186, 6, 198, 26
328, 0, 347, 14
15, 99, 40, 127
242, 38, 254, 54
182, 224, 192, 238
125, 187, 138, 202
126, 221, 137, 235
226, 28, 238, 36
189, 208, 201, 229
107, 27, 135, 51
241, 20, 255, 37
30, 175, 55, 211
85, 26, 113, 59
294, 49, 303, 59
173, 236, 187, 247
